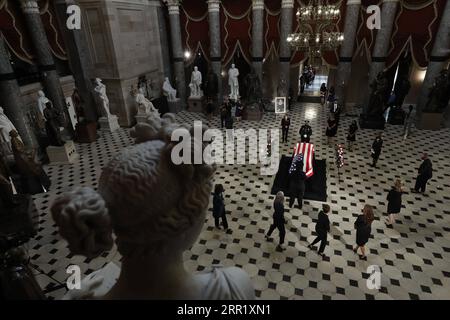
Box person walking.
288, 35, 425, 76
320, 83, 328, 105
308, 204, 331, 258
225, 112, 234, 141
266, 191, 286, 251
346, 120, 358, 151
212, 184, 229, 231
370, 133, 383, 168
288, 155, 306, 209
325, 114, 338, 146
281, 114, 291, 143
353, 204, 374, 260
220, 102, 228, 128
299, 121, 312, 143
412, 153, 433, 194
386, 179, 405, 226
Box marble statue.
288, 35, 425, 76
228, 64, 240, 100
0, 106, 21, 154
367, 72, 389, 116
37, 90, 50, 116
244, 67, 262, 104
189, 66, 203, 97
51, 115, 255, 300
162, 77, 177, 101
72, 88, 85, 123
94, 78, 112, 118
424, 69, 450, 113
134, 87, 160, 119
0, 153, 16, 208
43, 102, 64, 146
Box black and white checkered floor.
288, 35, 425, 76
28, 102, 450, 300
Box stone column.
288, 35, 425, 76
207, 0, 223, 104
164, 0, 186, 108
278, 0, 294, 97
53, 0, 97, 122
0, 37, 39, 149
251, 0, 264, 84
156, 2, 172, 80
363, 0, 399, 114
335, 0, 361, 113
19, 0, 72, 132
416, 0, 450, 124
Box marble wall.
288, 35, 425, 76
78, 0, 165, 126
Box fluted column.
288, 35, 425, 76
164, 0, 186, 108
335, 0, 361, 113
207, 0, 223, 104
156, 1, 172, 80
53, 0, 97, 122
19, 0, 72, 132
251, 0, 264, 84
279, 0, 294, 97
363, 0, 399, 114
0, 36, 38, 149
416, 0, 450, 124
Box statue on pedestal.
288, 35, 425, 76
228, 64, 240, 100
0, 106, 21, 154
72, 88, 85, 123
367, 71, 389, 116
36, 90, 49, 128
43, 101, 64, 147
162, 77, 177, 101
244, 67, 262, 104
94, 78, 112, 118
189, 66, 203, 98
134, 87, 160, 119
52, 115, 255, 300
423, 69, 450, 113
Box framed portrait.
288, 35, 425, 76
275, 97, 286, 114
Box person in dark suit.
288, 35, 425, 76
299, 121, 312, 143
266, 191, 286, 251
281, 114, 291, 143
325, 114, 338, 146
353, 204, 374, 260
220, 100, 230, 128
308, 204, 331, 258
288, 157, 306, 209
346, 120, 358, 151
412, 153, 433, 194
386, 179, 405, 226
370, 133, 383, 168
212, 184, 228, 231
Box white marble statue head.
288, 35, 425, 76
194, 66, 198, 72
231, 63, 235, 69
138, 87, 145, 95
38, 90, 45, 98
51, 114, 215, 259
95, 78, 102, 85
0, 106, 4, 114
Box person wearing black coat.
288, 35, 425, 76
346, 120, 358, 151
299, 121, 312, 143
325, 115, 338, 146
370, 133, 383, 168
281, 115, 291, 143
386, 179, 405, 226
266, 191, 286, 251
413, 153, 433, 194
308, 204, 331, 257
212, 184, 228, 231
353, 204, 374, 260
288, 158, 306, 209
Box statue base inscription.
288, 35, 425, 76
188, 96, 205, 113
418, 113, 443, 130
99, 116, 120, 133
46, 140, 79, 164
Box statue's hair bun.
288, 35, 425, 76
51, 187, 113, 258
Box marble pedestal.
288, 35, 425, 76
418, 113, 443, 130
168, 99, 182, 113
75, 122, 97, 143
46, 140, 79, 164
99, 116, 120, 132
243, 104, 263, 121
188, 96, 205, 113
135, 114, 149, 124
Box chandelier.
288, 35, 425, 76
287, 0, 344, 59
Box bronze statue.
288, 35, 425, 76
205, 70, 218, 99
244, 67, 262, 104
367, 71, 389, 116
394, 77, 411, 107
43, 101, 64, 146
423, 69, 450, 113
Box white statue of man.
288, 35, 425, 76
0, 106, 21, 153
94, 78, 112, 118
135, 87, 159, 118
37, 90, 50, 116
189, 66, 202, 97
228, 64, 240, 100
162, 77, 177, 101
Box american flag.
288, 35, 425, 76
289, 153, 304, 174
293, 142, 315, 178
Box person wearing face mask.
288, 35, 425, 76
281, 114, 291, 144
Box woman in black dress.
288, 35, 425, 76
266, 191, 286, 251
370, 133, 383, 168
325, 114, 338, 146
353, 204, 374, 260
386, 179, 405, 226
346, 120, 358, 151
212, 184, 228, 231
